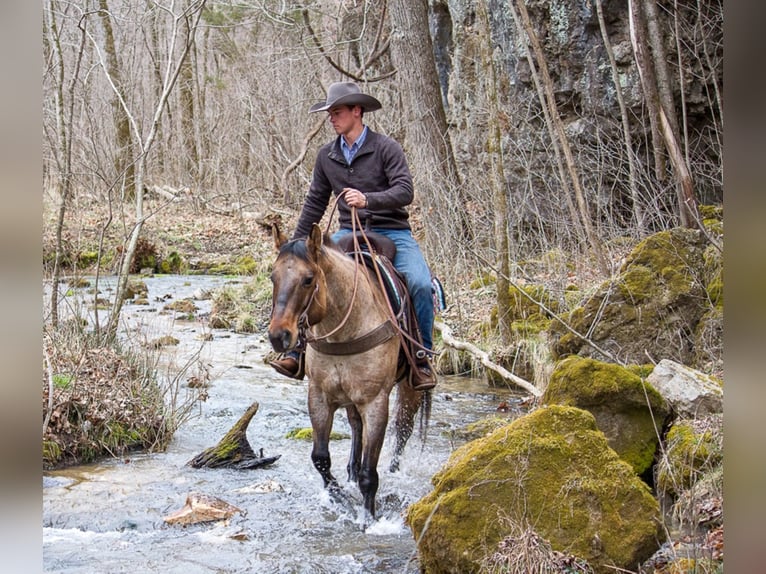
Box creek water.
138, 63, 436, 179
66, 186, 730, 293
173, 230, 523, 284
43, 275, 525, 574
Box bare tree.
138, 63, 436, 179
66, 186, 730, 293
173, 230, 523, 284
386, 0, 469, 248
629, 0, 699, 229
43, 0, 87, 328
477, 0, 512, 345
79, 0, 208, 341
97, 0, 136, 199
509, 0, 607, 272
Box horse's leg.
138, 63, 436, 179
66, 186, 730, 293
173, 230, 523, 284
308, 386, 339, 490
345, 405, 363, 484
358, 394, 390, 519
389, 383, 422, 472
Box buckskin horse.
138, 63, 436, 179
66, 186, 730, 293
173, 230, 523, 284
268, 222, 431, 520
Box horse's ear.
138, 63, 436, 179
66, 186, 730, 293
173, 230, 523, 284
307, 223, 324, 262
272, 223, 288, 251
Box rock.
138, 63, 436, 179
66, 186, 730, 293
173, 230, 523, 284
406, 405, 665, 574
163, 492, 242, 526
646, 359, 723, 418
542, 356, 670, 476
549, 229, 719, 369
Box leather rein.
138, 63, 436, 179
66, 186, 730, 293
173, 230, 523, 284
294, 194, 399, 356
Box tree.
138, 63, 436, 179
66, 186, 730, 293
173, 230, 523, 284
80, 0, 208, 341
387, 0, 469, 250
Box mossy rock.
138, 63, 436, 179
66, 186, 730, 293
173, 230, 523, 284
542, 356, 670, 476
125, 279, 148, 299
655, 416, 723, 497
406, 405, 665, 574
159, 251, 186, 274
469, 273, 495, 289
549, 228, 713, 368
285, 427, 349, 441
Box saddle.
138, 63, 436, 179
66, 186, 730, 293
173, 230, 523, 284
334, 231, 430, 384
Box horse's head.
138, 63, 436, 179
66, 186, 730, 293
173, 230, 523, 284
267, 223, 328, 353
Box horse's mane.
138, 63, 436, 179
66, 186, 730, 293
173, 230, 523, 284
279, 235, 343, 260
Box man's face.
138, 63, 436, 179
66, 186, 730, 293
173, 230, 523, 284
327, 105, 359, 135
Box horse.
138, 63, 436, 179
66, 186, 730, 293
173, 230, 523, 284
267, 222, 430, 519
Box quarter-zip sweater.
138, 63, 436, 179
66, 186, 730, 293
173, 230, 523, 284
292, 129, 414, 239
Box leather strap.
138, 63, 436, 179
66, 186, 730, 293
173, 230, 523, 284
308, 319, 398, 356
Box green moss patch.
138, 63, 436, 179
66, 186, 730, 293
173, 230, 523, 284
543, 356, 669, 475
406, 405, 664, 574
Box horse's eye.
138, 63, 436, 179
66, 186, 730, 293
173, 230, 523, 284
303, 276, 314, 288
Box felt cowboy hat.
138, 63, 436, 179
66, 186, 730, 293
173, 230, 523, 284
309, 82, 382, 113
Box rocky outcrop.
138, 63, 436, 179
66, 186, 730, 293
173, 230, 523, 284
549, 228, 720, 368
406, 405, 665, 574
542, 356, 670, 476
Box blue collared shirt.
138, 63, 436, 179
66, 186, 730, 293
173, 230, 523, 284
341, 126, 368, 165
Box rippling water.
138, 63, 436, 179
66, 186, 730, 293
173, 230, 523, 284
43, 275, 524, 573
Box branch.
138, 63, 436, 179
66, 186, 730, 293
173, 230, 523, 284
469, 247, 620, 365
281, 115, 325, 202
435, 320, 541, 397
301, 8, 396, 83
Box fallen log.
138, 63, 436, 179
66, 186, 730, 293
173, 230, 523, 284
187, 401, 281, 469
434, 320, 542, 397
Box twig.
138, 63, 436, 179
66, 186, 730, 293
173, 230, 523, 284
470, 248, 620, 364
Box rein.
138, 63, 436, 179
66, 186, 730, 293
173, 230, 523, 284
292, 192, 431, 360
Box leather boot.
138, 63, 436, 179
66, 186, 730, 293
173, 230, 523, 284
409, 363, 436, 391
269, 352, 305, 380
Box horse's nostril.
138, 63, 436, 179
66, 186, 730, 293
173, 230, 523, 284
268, 329, 293, 353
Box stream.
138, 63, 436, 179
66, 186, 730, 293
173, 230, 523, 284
43, 275, 525, 573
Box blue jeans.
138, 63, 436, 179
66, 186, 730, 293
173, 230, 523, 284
333, 227, 434, 351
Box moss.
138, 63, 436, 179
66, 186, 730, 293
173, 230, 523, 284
507, 284, 558, 320
207, 255, 258, 276
549, 229, 711, 367
656, 419, 723, 496
159, 251, 186, 274
618, 265, 656, 303
77, 251, 100, 268
285, 427, 349, 441
407, 406, 664, 573
470, 273, 495, 289
43, 440, 62, 466
543, 356, 669, 475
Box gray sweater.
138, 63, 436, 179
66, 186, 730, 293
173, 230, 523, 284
292, 129, 414, 239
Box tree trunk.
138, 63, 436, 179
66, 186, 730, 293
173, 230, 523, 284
477, 0, 512, 345
387, 0, 470, 243
97, 0, 135, 199
595, 0, 643, 230
45, 1, 86, 328
629, 0, 699, 228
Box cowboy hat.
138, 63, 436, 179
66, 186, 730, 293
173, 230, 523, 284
309, 82, 382, 113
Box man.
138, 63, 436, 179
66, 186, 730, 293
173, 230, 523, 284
270, 81, 436, 391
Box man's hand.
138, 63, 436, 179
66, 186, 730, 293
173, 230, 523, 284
342, 187, 367, 209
